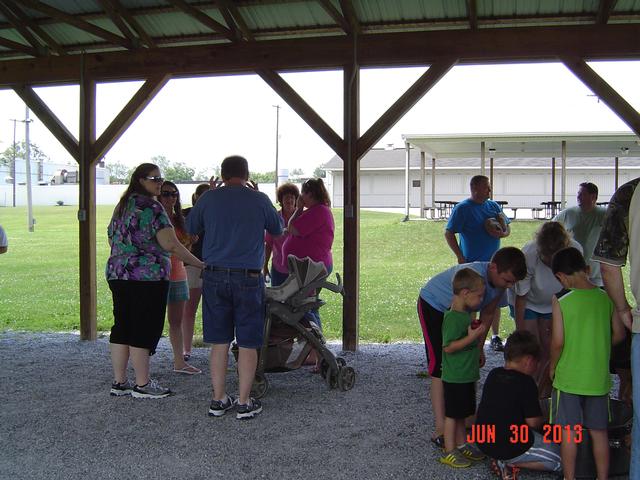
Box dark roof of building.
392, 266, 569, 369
324, 147, 640, 170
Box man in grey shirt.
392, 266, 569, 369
554, 182, 606, 285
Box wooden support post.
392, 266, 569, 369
561, 140, 567, 209
431, 158, 436, 209
490, 156, 494, 199
420, 151, 425, 218
342, 61, 359, 352
614, 156, 619, 190
79, 63, 97, 341
480, 141, 486, 176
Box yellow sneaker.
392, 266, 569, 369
439, 450, 472, 468
458, 443, 486, 462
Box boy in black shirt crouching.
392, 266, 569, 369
474, 331, 562, 480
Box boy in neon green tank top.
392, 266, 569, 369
549, 247, 626, 480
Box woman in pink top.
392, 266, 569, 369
282, 178, 334, 334
159, 181, 201, 375
264, 183, 300, 287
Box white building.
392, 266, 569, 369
324, 132, 640, 216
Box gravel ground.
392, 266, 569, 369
0, 333, 597, 479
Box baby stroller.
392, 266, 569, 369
235, 255, 356, 398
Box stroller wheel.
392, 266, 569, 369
325, 366, 339, 389
337, 366, 356, 391
336, 357, 346, 367
251, 373, 269, 399
320, 359, 329, 379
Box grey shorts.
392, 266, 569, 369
549, 389, 609, 430
186, 265, 203, 289
505, 431, 561, 472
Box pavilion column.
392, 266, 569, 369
431, 158, 436, 209
404, 141, 410, 221
420, 151, 425, 218
551, 157, 556, 203
342, 61, 359, 352
480, 141, 486, 175
489, 155, 494, 199
79, 64, 97, 341
561, 140, 567, 209
614, 156, 619, 190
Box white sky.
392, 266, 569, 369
0, 60, 638, 176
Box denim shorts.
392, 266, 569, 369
505, 431, 561, 472
508, 304, 552, 321
202, 269, 266, 349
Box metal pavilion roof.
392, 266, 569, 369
1, 0, 640, 61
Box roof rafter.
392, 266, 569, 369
166, 0, 235, 42
0, 35, 39, 57
0, 1, 46, 56
215, 0, 254, 41
466, 0, 478, 30
317, 0, 351, 34
12, 0, 134, 49
597, 0, 618, 24
97, 0, 140, 48
338, 0, 361, 35
3, 0, 65, 55
107, 0, 156, 48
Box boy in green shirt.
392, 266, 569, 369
550, 247, 626, 480
440, 268, 487, 468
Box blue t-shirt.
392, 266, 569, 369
186, 185, 283, 269
446, 199, 507, 262
419, 262, 508, 313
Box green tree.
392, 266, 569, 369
250, 171, 276, 183
0, 141, 48, 166
289, 168, 304, 177
313, 164, 326, 178
151, 155, 195, 182
107, 161, 132, 184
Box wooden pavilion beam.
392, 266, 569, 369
3, 0, 65, 56
562, 56, 640, 137
167, 0, 235, 42
97, 0, 141, 48
317, 0, 352, 34
597, 0, 618, 24
12, 84, 79, 160
356, 58, 457, 158
13, 0, 134, 49
0, 1, 46, 56
342, 60, 360, 351
2, 24, 639, 87
257, 68, 345, 158
108, 0, 156, 48
466, 0, 478, 30
94, 73, 171, 161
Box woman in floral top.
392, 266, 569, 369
107, 163, 204, 399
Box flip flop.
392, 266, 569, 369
430, 434, 445, 449
173, 364, 201, 375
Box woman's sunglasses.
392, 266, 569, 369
160, 191, 179, 198
144, 176, 164, 183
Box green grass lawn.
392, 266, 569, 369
0, 206, 553, 341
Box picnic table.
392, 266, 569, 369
434, 200, 458, 219
541, 201, 561, 219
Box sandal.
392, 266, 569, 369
431, 434, 445, 449
173, 364, 201, 375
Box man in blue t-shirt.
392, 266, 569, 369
187, 155, 282, 420
445, 175, 510, 352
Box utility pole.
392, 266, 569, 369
273, 104, 280, 194
24, 107, 34, 232
10, 119, 17, 207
